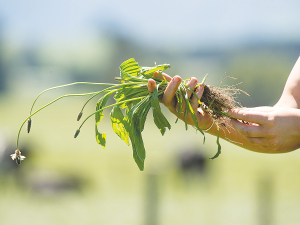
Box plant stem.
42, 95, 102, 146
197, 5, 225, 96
17, 91, 107, 149
78, 96, 145, 130
29, 81, 147, 115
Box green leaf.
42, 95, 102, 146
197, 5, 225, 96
124, 96, 152, 171
140, 64, 170, 78
175, 87, 183, 123
131, 130, 146, 171
114, 85, 149, 109
185, 95, 205, 137
110, 106, 130, 145
95, 128, 106, 148
151, 86, 171, 135
200, 73, 208, 85
95, 91, 114, 148
210, 123, 221, 159
130, 95, 152, 132
181, 90, 189, 131
119, 58, 142, 81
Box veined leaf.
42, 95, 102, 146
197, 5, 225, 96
95, 128, 106, 147
151, 86, 171, 135
124, 96, 152, 171
140, 64, 170, 78
110, 106, 129, 145
95, 91, 115, 148
114, 85, 149, 109
119, 58, 141, 81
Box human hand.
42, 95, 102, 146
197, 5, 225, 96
228, 107, 300, 153
147, 72, 213, 131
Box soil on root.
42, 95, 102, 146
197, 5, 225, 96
200, 84, 247, 121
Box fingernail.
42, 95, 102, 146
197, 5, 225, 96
173, 76, 181, 84
189, 77, 197, 85
196, 85, 204, 94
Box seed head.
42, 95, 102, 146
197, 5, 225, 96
74, 129, 80, 138
77, 111, 83, 121
27, 118, 32, 133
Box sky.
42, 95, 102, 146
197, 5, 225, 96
0, 0, 300, 48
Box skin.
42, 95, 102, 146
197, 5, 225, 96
148, 72, 264, 153
229, 56, 300, 153
148, 56, 300, 154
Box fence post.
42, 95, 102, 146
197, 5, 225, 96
145, 172, 159, 225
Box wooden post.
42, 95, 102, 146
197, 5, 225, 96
145, 172, 159, 225
257, 175, 274, 225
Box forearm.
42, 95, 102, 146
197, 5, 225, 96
276, 56, 300, 108
199, 56, 300, 153
204, 118, 270, 153
222, 107, 300, 153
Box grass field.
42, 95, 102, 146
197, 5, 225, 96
1, 94, 300, 225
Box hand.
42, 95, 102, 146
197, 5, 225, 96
229, 107, 300, 153
147, 72, 213, 131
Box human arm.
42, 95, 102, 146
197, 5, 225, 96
148, 56, 300, 154
148, 72, 268, 153
275, 56, 300, 108
229, 107, 300, 153
228, 56, 300, 153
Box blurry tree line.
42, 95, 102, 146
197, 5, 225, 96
0, 21, 299, 108
221, 44, 300, 107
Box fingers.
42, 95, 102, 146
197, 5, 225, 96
161, 75, 182, 105
231, 118, 276, 139
228, 108, 268, 125
153, 71, 172, 81
231, 119, 278, 150
148, 71, 172, 93
149, 73, 213, 129
231, 119, 263, 137
191, 85, 204, 109
172, 77, 198, 112
148, 79, 156, 93
185, 77, 198, 98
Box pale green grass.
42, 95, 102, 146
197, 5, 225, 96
1, 94, 300, 225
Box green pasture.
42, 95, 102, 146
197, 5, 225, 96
1, 93, 300, 225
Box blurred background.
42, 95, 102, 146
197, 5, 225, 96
1, 0, 300, 224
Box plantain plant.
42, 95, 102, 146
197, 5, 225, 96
12, 58, 227, 170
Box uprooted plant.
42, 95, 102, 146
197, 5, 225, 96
12, 58, 245, 170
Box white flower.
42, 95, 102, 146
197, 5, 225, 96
10, 150, 26, 165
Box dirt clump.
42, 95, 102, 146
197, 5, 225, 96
200, 84, 247, 120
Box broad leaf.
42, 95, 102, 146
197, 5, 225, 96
140, 64, 170, 78
95, 91, 114, 148
119, 58, 141, 81
114, 85, 149, 109
110, 106, 129, 145
124, 96, 152, 171
151, 87, 170, 135
95, 128, 106, 148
